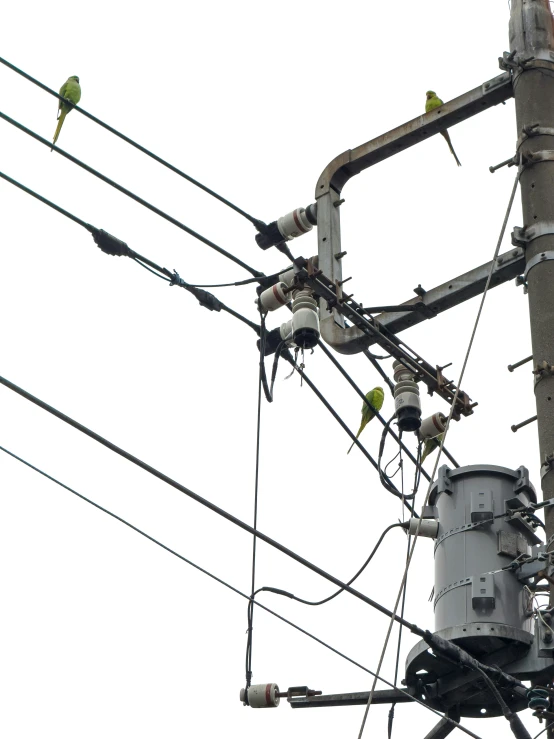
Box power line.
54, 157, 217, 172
0, 370, 425, 630
0, 110, 262, 277
0, 441, 483, 739
254, 522, 404, 607
0, 169, 261, 333
0, 56, 266, 230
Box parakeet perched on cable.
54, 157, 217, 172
425, 91, 461, 167
347, 386, 385, 454
52, 75, 81, 150
421, 433, 444, 463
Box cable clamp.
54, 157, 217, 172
170, 271, 222, 312
91, 228, 134, 258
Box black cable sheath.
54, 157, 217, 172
0, 110, 262, 278
0, 56, 264, 228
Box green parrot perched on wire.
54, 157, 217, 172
425, 91, 461, 167
52, 75, 81, 150
421, 433, 444, 463
347, 386, 385, 454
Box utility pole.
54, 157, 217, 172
510, 2, 554, 735
510, 0, 554, 571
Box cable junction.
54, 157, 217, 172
0, 56, 266, 231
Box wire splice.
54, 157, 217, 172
91, 228, 134, 258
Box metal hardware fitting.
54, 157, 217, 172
518, 125, 554, 150
533, 360, 554, 388
489, 155, 518, 173
512, 224, 554, 247
511, 415, 538, 433
541, 453, 554, 481
523, 251, 554, 282
508, 355, 533, 372
521, 149, 554, 167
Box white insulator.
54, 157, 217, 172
406, 518, 439, 539
393, 359, 416, 383
241, 683, 280, 708
277, 208, 313, 241
279, 267, 296, 288
280, 318, 294, 343
292, 290, 319, 349
419, 413, 447, 440
394, 380, 420, 412
257, 282, 290, 312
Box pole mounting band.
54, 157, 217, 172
512, 224, 554, 247
523, 250, 554, 280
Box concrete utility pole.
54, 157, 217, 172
510, 0, 554, 576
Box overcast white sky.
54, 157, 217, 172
0, 1, 546, 737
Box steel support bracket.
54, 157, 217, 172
521, 149, 554, 167
523, 250, 554, 281
518, 125, 554, 150
436, 465, 453, 496
512, 225, 554, 248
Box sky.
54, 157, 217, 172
0, 1, 547, 737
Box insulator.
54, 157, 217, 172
279, 267, 296, 288
277, 208, 313, 241
393, 360, 421, 432
240, 683, 280, 708
419, 413, 447, 440
292, 289, 319, 349
403, 517, 439, 539
527, 688, 550, 710
280, 318, 294, 343
257, 282, 290, 312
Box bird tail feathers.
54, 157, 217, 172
440, 130, 462, 167
52, 109, 67, 150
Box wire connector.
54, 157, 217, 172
91, 228, 134, 257
170, 271, 222, 312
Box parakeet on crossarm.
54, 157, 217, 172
425, 91, 461, 167
52, 75, 81, 150
347, 386, 385, 454
421, 433, 444, 463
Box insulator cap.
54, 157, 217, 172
277, 208, 313, 241
257, 282, 290, 312
419, 413, 447, 440
241, 683, 280, 708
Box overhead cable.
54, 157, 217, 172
0, 110, 262, 277
0, 169, 260, 333
0, 442, 483, 739
0, 56, 266, 230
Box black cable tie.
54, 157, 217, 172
91, 228, 135, 258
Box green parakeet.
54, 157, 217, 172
425, 91, 461, 167
52, 75, 81, 150
347, 386, 385, 454
421, 433, 444, 463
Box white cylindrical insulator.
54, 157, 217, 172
279, 267, 296, 288
257, 282, 290, 312
419, 412, 447, 440
280, 318, 294, 343
244, 683, 280, 708
394, 380, 420, 412
277, 208, 313, 240
292, 291, 319, 349
407, 517, 439, 539
393, 359, 416, 383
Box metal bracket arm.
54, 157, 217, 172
288, 688, 415, 708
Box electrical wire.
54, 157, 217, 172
245, 310, 266, 693
254, 523, 404, 607
356, 167, 523, 739
0, 442, 484, 739
0, 56, 265, 230
534, 723, 554, 739
281, 351, 417, 516
363, 348, 395, 394
0, 110, 262, 278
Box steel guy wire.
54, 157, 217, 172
0, 442, 483, 739
356, 167, 523, 739
0, 56, 266, 230
0, 169, 261, 334
0, 110, 263, 278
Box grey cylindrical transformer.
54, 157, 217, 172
432, 464, 538, 643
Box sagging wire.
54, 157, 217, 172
252, 523, 405, 608
0, 444, 483, 739
258, 314, 287, 403
0, 56, 267, 232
